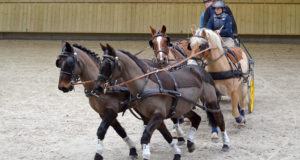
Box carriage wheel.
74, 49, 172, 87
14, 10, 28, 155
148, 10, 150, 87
247, 74, 254, 113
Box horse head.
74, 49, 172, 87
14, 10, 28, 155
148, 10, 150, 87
56, 41, 82, 92
189, 28, 224, 59
149, 25, 171, 65
94, 44, 122, 93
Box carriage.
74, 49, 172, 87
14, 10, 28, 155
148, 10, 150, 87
240, 41, 255, 113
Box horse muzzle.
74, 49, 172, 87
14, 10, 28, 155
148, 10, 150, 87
58, 83, 74, 93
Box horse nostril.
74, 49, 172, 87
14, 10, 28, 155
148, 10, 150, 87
60, 87, 69, 92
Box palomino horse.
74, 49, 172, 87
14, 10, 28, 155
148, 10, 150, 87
189, 28, 250, 127
94, 44, 230, 160
149, 25, 228, 141
149, 25, 191, 65
56, 42, 138, 160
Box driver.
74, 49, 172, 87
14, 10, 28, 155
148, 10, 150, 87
207, 1, 235, 47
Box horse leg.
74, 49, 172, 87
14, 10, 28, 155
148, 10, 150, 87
110, 119, 138, 159
171, 118, 185, 145
94, 109, 117, 160
184, 110, 201, 153
140, 113, 163, 160
231, 90, 245, 126
206, 101, 230, 152
239, 83, 248, 121
157, 122, 181, 160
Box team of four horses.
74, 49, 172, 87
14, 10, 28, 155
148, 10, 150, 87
56, 25, 254, 160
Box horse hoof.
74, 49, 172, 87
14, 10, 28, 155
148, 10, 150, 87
129, 148, 138, 159
235, 116, 246, 127
142, 153, 150, 160
211, 137, 219, 143
177, 137, 185, 145
237, 120, 246, 128
94, 153, 103, 160
173, 154, 181, 160
187, 140, 195, 153
211, 132, 219, 143
222, 144, 230, 152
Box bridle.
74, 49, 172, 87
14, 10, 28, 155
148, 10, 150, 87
149, 33, 171, 63
188, 35, 210, 52
56, 47, 81, 85
97, 53, 121, 93
187, 35, 226, 68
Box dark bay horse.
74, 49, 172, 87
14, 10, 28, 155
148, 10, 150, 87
94, 44, 230, 160
56, 42, 138, 160
149, 25, 228, 142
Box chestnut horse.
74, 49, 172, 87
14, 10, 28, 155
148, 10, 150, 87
94, 44, 230, 160
149, 25, 191, 65
56, 42, 138, 160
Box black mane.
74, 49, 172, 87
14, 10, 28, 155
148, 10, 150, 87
118, 50, 151, 73
73, 44, 101, 64
118, 50, 215, 86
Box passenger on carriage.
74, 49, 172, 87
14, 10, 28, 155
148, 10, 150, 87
200, 0, 213, 29
207, 1, 235, 47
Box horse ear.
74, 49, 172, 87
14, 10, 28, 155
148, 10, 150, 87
61, 40, 66, 48
201, 29, 207, 38
61, 40, 66, 52
191, 28, 196, 36
161, 25, 166, 34
106, 44, 116, 57
99, 43, 106, 51
65, 42, 73, 52
150, 26, 156, 36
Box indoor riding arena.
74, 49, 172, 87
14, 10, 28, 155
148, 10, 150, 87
1, 1, 300, 160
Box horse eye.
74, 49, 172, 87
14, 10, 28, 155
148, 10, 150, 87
66, 57, 74, 67
56, 59, 61, 68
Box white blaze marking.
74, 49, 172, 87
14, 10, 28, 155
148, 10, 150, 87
157, 36, 164, 61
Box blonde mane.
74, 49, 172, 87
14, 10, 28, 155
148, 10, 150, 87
190, 28, 224, 53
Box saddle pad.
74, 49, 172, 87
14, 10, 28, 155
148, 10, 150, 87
227, 47, 243, 63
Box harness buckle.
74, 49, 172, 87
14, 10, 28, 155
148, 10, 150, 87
91, 90, 100, 98
136, 93, 142, 99
103, 82, 109, 94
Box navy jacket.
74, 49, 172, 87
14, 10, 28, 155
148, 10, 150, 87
203, 6, 238, 38
207, 14, 233, 38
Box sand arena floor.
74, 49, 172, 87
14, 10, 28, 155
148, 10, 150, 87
0, 40, 300, 160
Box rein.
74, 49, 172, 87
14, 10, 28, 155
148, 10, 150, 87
105, 47, 212, 89
73, 47, 213, 86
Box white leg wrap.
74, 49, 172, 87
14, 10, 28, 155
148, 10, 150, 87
96, 139, 103, 154
187, 127, 197, 142
123, 136, 136, 149
142, 144, 151, 160
174, 123, 185, 137
170, 140, 181, 155
222, 131, 230, 145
